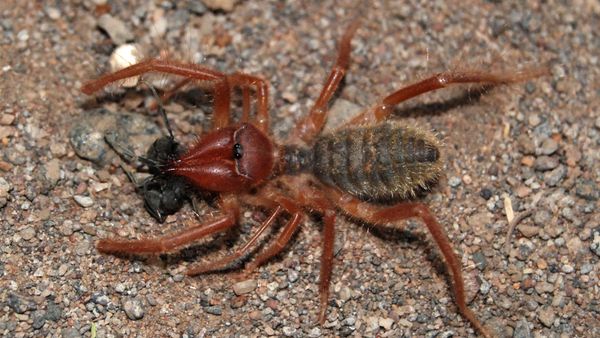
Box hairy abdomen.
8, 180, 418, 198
303, 122, 442, 201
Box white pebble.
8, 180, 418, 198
232, 279, 257, 295
73, 195, 94, 208
110, 44, 144, 87
46, 7, 61, 20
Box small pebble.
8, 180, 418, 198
342, 316, 356, 326
537, 307, 555, 327
517, 135, 536, 155
517, 239, 535, 261
97, 14, 134, 44
462, 174, 472, 184
230, 295, 246, 309
123, 298, 145, 320
534, 156, 559, 171
515, 185, 531, 198
379, 317, 394, 330
339, 286, 352, 302
31, 310, 46, 329
45, 7, 60, 20
287, 269, 299, 283
232, 279, 257, 295
0, 113, 15, 125
472, 251, 487, 270
561, 264, 574, 273
59, 221, 74, 236
467, 212, 493, 228
366, 316, 380, 332
539, 138, 558, 155
73, 195, 94, 208
533, 209, 552, 227
146, 294, 158, 307
264, 326, 275, 335
75, 241, 91, 256
308, 327, 321, 337
186, 1, 207, 14
44, 158, 61, 186
398, 318, 413, 327
528, 114, 541, 127
0, 177, 11, 198
57, 264, 69, 276
204, 306, 222, 315
61, 328, 81, 338
535, 281, 554, 294
202, 0, 236, 12
521, 155, 535, 167
282, 326, 296, 336
479, 187, 493, 200
479, 278, 491, 295
518, 225, 540, 238
566, 237, 583, 254
17, 29, 29, 42
8, 293, 36, 314
448, 176, 461, 187
575, 179, 599, 201
543, 165, 566, 186
282, 91, 298, 103
109, 44, 143, 87
564, 145, 581, 166
513, 319, 532, 338
580, 263, 593, 274
20, 226, 36, 241
93, 293, 109, 306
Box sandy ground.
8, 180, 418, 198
0, 1, 598, 337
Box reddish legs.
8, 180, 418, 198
318, 210, 336, 324
228, 73, 270, 133
82, 59, 272, 131
158, 78, 193, 106
97, 196, 239, 254
186, 206, 282, 275
292, 21, 360, 144
242, 196, 303, 274
97, 213, 237, 254
349, 67, 549, 126
150, 73, 268, 131
81, 58, 233, 130
269, 181, 338, 324
326, 188, 492, 338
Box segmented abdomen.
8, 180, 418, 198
312, 122, 442, 201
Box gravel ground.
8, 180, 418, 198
1, 1, 598, 337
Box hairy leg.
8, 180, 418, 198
327, 188, 492, 337
291, 20, 360, 144
81, 58, 233, 130
97, 196, 239, 254
318, 209, 336, 324
271, 179, 339, 324
186, 206, 282, 276
97, 213, 236, 254
242, 196, 303, 273
349, 67, 548, 126
227, 73, 270, 132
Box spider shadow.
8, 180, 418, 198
390, 85, 494, 120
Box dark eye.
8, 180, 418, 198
233, 143, 243, 159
